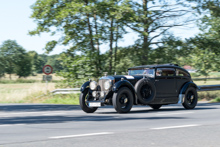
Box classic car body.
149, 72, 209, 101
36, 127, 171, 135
79, 64, 198, 113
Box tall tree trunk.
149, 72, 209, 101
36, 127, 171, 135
94, 13, 100, 53
109, 18, 114, 74
142, 0, 149, 65
94, 13, 101, 76
85, 0, 97, 76
86, 15, 95, 52
114, 23, 119, 73
85, 0, 95, 52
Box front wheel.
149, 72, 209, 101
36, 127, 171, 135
79, 89, 98, 113
112, 87, 134, 113
182, 87, 198, 109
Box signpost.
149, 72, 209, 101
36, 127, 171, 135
43, 65, 53, 93
43, 65, 53, 75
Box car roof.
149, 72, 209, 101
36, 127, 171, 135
128, 64, 178, 69
128, 64, 190, 74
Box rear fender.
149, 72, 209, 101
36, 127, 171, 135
178, 81, 198, 103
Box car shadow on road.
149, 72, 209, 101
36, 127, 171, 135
0, 104, 81, 112
0, 115, 188, 125
97, 106, 217, 114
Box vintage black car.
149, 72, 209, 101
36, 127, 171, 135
79, 64, 198, 113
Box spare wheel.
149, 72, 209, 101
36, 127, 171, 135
135, 78, 156, 104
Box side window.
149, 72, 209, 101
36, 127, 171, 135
156, 68, 175, 77
176, 69, 189, 77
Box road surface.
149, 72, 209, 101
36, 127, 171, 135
0, 102, 220, 147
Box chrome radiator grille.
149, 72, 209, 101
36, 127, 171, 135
98, 79, 106, 91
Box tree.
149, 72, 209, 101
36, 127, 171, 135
0, 40, 21, 79
116, 0, 195, 65
29, 0, 199, 85
14, 53, 32, 78
0, 40, 32, 78
46, 54, 64, 73
30, 0, 128, 76
183, 0, 220, 75
58, 53, 98, 87
0, 57, 5, 78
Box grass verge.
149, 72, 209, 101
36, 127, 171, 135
4, 91, 80, 105
198, 91, 220, 100
210, 97, 220, 103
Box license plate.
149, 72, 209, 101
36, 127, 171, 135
88, 102, 101, 107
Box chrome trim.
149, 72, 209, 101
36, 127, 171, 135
99, 76, 115, 80
178, 94, 185, 104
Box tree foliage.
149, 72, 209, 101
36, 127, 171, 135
183, 0, 220, 75
0, 40, 32, 78
28, 0, 220, 85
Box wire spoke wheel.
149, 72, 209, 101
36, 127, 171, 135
113, 87, 133, 113
79, 89, 98, 113
119, 94, 129, 109
186, 91, 195, 105
182, 87, 198, 109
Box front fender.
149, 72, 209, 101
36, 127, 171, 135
112, 80, 137, 104
80, 81, 90, 92
178, 81, 198, 103
112, 80, 135, 92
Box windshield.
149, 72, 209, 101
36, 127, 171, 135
128, 68, 155, 77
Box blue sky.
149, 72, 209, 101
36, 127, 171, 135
0, 0, 200, 55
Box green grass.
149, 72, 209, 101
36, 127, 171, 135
2, 90, 80, 105
0, 79, 37, 84
198, 91, 220, 100
0, 79, 62, 84
42, 94, 80, 105
0, 83, 56, 103
210, 97, 220, 103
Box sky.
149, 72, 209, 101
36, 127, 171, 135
0, 0, 201, 55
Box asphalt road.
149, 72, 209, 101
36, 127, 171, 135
0, 102, 220, 147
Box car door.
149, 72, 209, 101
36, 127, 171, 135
155, 68, 177, 98
176, 68, 191, 93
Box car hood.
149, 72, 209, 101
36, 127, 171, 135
99, 75, 144, 82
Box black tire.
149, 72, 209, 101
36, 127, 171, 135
135, 78, 156, 105
112, 87, 134, 113
79, 89, 98, 113
149, 104, 162, 110
182, 87, 198, 109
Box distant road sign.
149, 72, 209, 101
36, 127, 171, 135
43, 65, 53, 75
43, 75, 52, 81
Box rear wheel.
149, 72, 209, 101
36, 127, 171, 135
112, 87, 134, 113
149, 104, 162, 110
79, 89, 98, 113
182, 87, 198, 109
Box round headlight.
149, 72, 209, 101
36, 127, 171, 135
104, 80, 112, 90
92, 91, 97, 97
90, 81, 97, 90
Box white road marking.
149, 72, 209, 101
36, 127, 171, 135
42, 113, 66, 116
0, 111, 68, 117
156, 112, 194, 116
150, 124, 201, 130
0, 124, 25, 127
49, 132, 114, 139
